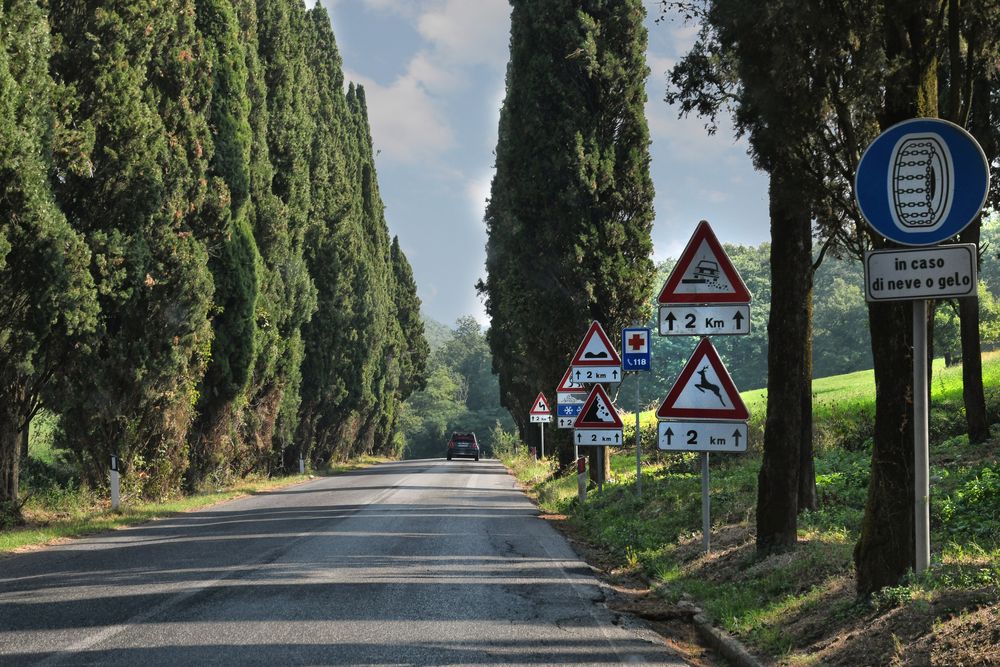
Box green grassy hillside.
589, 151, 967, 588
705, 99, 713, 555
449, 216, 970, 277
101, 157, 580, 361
505, 352, 1000, 665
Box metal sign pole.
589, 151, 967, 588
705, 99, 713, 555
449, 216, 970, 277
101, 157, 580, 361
635, 373, 642, 498
702, 452, 711, 553
914, 299, 930, 574
540, 423, 545, 459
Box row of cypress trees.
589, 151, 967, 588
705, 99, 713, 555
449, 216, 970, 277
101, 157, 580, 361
0, 0, 428, 513
478, 0, 656, 472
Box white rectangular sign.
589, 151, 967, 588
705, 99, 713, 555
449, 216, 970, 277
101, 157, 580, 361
659, 304, 751, 336
530, 414, 552, 423
557, 416, 576, 429
865, 244, 977, 302
658, 420, 747, 453
557, 391, 588, 406
570, 365, 622, 384
574, 429, 624, 446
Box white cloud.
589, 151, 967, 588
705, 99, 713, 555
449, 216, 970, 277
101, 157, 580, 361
342, 0, 511, 167
406, 51, 459, 92
647, 54, 675, 79
345, 69, 455, 163
417, 0, 511, 68
466, 170, 494, 227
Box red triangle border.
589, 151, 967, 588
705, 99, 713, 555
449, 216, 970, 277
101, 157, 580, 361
574, 385, 624, 429
570, 321, 623, 366
656, 338, 748, 420
530, 392, 551, 415
656, 221, 752, 304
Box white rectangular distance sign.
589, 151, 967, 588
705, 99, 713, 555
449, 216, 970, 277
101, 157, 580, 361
574, 429, 624, 446
557, 416, 576, 429
865, 244, 977, 302
570, 366, 622, 384
658, 420, 747, 453
530, 414, 552, 423
659, 304, 751, 336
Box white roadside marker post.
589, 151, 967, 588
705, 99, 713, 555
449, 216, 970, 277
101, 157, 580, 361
110, 455, 120, 511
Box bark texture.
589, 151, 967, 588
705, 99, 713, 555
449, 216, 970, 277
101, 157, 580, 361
757, 167, 812, 553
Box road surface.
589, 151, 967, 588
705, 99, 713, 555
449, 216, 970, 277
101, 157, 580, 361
0, 459, 689, 665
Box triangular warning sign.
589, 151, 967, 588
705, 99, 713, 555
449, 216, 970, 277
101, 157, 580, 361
530, 392, 551, 415
657, 221, 752, 304
570, 321, 622, 366
556, 367, 585, 393
656, 338, 748, 420
574, 385, 624, 429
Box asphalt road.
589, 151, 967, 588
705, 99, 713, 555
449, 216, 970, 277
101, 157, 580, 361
0, 459, 689, 665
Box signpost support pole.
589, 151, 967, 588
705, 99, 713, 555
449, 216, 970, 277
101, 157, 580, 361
701, 452, 711, 553
914, 299, 930, 574
540, 423, 545, 459
635, 374, 641, 499
299, 455, 305, 475
110, 456, 120, 512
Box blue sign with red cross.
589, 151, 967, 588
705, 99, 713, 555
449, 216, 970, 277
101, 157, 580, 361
621, 328, 651, 372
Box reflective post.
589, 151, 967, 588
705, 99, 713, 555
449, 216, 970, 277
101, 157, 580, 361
701, 452, 710, 553
110, 455, 120, 511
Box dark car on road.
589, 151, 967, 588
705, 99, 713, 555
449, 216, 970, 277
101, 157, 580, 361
446, 432, 480, 461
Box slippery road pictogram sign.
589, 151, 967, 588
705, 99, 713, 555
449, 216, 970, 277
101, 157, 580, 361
656, 221, 752, 304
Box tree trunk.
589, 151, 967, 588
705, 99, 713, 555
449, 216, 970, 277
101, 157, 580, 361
19, 420, 29, 462
756, 167, 812, 554
958, 66, 994, 444
0, 402, 23, 515
957, 235, 989, 442
854, 0, 936, 596
854, 300, 916, 594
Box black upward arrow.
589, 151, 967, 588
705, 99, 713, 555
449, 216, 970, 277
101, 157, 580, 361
664, 312, 676, 331
664, 427, 674, 445
732, 429, 742, 446
733, 311, 745, 329
612, 368, 619, 380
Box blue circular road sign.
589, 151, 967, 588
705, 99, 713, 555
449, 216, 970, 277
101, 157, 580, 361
855, 118, 989, 246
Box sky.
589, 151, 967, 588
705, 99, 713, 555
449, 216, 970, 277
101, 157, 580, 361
322, 0, 771, 328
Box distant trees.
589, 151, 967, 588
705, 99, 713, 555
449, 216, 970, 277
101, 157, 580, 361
398, 317, 513, 460
479, 0, 655, 469
1, 0, 426, 517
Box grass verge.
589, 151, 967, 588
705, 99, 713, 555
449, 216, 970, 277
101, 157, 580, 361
503, 356, 1000, 666
1, 457, 388, 555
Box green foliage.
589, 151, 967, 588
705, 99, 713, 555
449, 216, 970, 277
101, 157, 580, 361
480, 0, 655, 462
0, 0, 416, 502
0, 0, 97, 508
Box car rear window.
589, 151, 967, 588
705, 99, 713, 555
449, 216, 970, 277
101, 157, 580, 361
452, 434, 476, 444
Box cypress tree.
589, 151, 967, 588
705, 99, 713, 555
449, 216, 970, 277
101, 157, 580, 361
252, 0, 317, 465
479, 0, 655, 466
50, 0, 215, 496
348, 86, 406, 457
298, 4, 366, 464
0, 0, 96, 516
189, 0, 261, 486
391, 236, 429, 401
